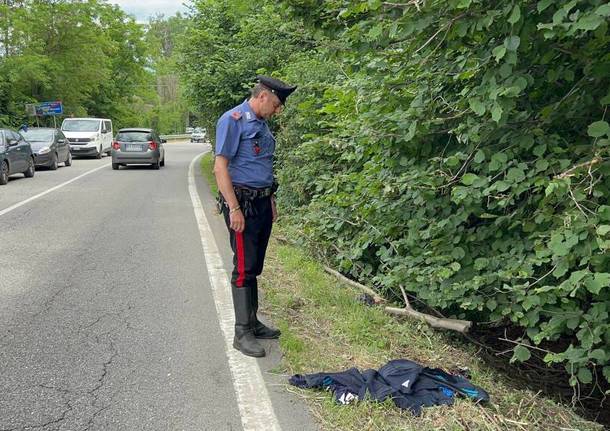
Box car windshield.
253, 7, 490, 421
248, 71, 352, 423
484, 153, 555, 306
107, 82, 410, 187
20, 129, 54, 142
116, 132, 152, 142
193, 128, 203, 133
62, 120, 100, 132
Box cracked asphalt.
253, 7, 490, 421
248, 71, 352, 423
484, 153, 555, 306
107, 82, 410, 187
0, 143, 317, 431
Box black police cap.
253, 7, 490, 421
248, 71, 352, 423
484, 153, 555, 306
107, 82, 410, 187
257, 75, 297, 105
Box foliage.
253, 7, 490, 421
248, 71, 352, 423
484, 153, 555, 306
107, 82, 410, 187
180, 0, 610, 387
0, 1, 189, 133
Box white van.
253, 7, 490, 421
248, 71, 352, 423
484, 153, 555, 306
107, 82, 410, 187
61, 118, 113, 158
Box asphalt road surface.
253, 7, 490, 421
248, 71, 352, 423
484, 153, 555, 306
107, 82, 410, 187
0, 143, 317, 431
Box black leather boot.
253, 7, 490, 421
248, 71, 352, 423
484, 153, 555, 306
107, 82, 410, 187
251, 282, 281, 339
232, 285, 265, 357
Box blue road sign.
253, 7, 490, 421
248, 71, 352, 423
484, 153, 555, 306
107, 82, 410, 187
35, 101, 63, 116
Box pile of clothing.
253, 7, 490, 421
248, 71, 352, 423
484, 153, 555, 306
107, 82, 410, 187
289, 359, 489, 415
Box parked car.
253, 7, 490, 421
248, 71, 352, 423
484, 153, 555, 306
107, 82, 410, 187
190, 127, 206, 143
0, 128, 35, 185
61, 117, 113, 159
186, 127, 194, 134
111, 128, 166, 170
19, 127, 72, 169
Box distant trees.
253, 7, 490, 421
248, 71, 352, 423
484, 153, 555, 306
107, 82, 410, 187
0, 1, 190, 133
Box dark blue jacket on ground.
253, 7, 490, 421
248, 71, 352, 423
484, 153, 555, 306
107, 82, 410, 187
289, 359, 489, 415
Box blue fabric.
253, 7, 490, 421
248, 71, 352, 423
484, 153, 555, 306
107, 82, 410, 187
215, 100, 276, 188
289, 358, 489, 416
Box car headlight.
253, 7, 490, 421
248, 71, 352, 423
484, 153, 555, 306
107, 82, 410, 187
38, 147, 51, 154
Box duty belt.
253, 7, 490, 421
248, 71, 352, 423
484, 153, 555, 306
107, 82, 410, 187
233, 185, 274, 199
217, 186, 273, 218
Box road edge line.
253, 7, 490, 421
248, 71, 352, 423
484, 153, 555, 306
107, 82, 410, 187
188, 152, 282, 431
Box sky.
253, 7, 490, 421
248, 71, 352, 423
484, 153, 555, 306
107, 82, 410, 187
111, 0, 189, 21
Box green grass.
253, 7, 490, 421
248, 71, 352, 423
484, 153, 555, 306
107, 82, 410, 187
259, 239, 602, 431
198, 160, 600, 430
200, 152, 217, 195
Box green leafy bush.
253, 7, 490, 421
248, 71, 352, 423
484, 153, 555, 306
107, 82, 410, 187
181, 0, 610, 385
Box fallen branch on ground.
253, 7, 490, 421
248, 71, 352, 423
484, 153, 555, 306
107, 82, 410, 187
323, 266, 473, 333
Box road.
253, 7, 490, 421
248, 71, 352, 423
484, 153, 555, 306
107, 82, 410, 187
0, 143, 317, 431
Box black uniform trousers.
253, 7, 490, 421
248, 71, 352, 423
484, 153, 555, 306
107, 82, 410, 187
221, 195, 273, 315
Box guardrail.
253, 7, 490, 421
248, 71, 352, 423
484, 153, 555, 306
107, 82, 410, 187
160, 134, 191, 141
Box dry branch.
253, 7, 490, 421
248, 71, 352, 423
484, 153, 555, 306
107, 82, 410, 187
323, 266, 385, 303
555, 156, 603, 179
324, 266, 473, 333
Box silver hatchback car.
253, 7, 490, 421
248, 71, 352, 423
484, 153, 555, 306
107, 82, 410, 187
111, 128, 165, 170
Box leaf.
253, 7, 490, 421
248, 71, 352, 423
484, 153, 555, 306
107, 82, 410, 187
494, 181, 511, 192
535, 159, 549, 172
577, 368, 593, 384
474, 257, 489, 270
537, 0, 553, 13
598, 206, 610, 221
522, 295, 540, 311
452, 247, 465, 259
584, 273, 610, 295
506, 167, 525, 183
511, 345, 531, 363
504, 35, 520, 51
597, 225, 610, 236
589, 349, 607, 362
596, 3, 610, 17
469, 98, 485, 115
474, 150, 485, 163
492, 45, 506, 62
486, 298, 498, 311
588, 121, 610, 138
508, 5, 521, 24
450, 262, 461, 272
461, 173, 479, 185
575, 14, 603, 31
491, 104, 503, 122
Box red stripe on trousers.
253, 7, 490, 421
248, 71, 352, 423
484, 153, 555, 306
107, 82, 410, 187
236, 231, 246, 287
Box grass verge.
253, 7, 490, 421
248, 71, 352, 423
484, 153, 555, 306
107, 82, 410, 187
200, 152, 217, 195
199, 157, 600, 431
260, 240, 602, 431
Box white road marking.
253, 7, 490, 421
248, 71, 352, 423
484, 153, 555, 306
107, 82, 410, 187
0, 164, 108, 217
188, 152, 281, 431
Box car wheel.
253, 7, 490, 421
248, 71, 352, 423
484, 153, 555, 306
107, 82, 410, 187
96, 146, 102, 159
112, 162, 119, 170
49, 153, 58, 170
152, 160, 160, 170
0, 160, 9, 185
160, 157, 165, 167
106, 149, 111, 156
24, 157, 35, 178
64, 152, 72, 167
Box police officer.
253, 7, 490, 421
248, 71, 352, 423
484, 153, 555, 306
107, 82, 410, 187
214, 75, 297, 357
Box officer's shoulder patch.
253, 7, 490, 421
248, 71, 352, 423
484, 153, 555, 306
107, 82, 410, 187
231, 111, 242, 120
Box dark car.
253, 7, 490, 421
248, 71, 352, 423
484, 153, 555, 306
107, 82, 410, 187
19, 127, 72, 170
0, 128, 35, 185
111, 128, 166, 170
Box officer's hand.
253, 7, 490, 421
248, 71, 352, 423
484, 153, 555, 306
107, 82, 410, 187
271, 196, 278, 223
230, 210, 245, 232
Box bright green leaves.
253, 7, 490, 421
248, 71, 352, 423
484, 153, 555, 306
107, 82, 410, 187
587, 121, 610, 138
461, 173, 479, 185
469, 98, 485, 116
584, 273, 610, 295
508, 5, 521, 25
511, 345, 531, 363
492, 45, 507, 62
504, 35, 521, 51
488, 152, 508, 171
537, 0, 554, 13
